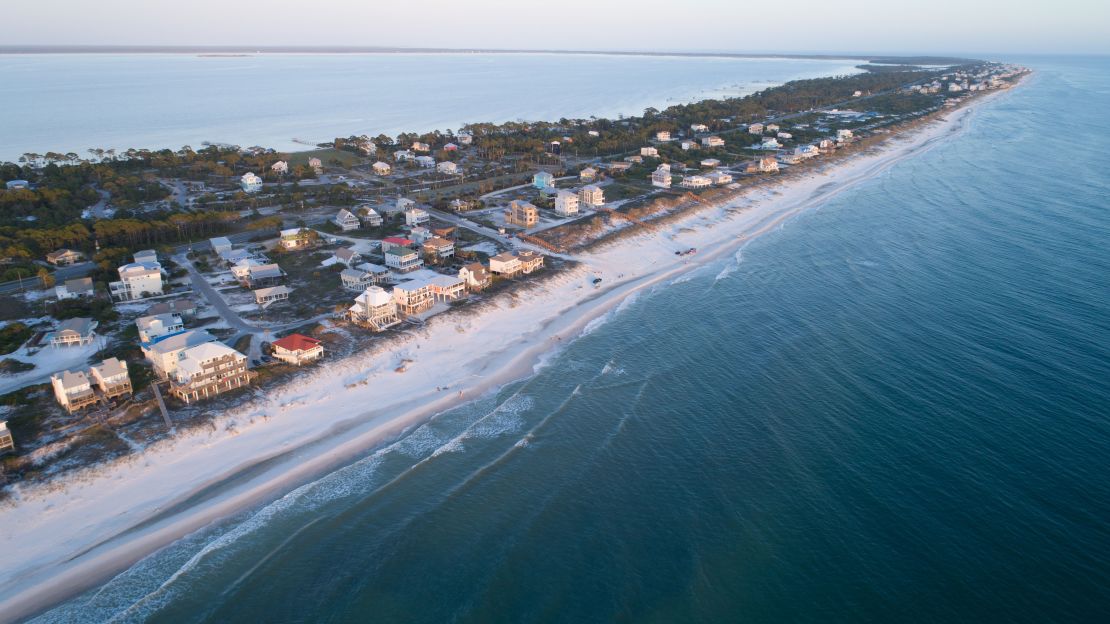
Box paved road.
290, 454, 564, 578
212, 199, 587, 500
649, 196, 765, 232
0, 262, 96, 296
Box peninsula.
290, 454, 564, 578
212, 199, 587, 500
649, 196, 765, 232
0, 59, 1027, 620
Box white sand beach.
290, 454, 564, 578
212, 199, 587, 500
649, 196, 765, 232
0, 92, 1004, 621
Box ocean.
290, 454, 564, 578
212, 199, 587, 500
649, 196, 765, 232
0, 53, 860, 162
29, 56, 1110, 622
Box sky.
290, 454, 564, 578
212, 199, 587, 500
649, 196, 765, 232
5, 0, 1108, 55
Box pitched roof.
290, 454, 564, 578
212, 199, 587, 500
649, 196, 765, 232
56, 317, 95, 336
92, 357, 128, 378
272, 334, 321, 353
336, 248, 360, 261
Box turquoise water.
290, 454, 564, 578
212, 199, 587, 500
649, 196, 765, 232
32, 56, 1110, 622
0, 53, 859, 161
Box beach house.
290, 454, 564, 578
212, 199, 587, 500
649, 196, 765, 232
700, 158, 721, 168
533, 171, 555, 189
349, 286, 400, 331
45, 248, 85, 266
109, 261, 163, 301
690, 123, 708, 132
146, 299, 197, 319
412, 141, 430, 152
422, 236, 455, 261
415, 155, 435, 168
240, 172, 263, 193
381, 237, 414, 253
641, 146, 659, 157
655, 131, 672, 142
707, 172, 733, 185
488, 252, 522, 278
761, 137, 782, 150
136, 312, 185, 346
681, 175, 712, 189
680, 140, 698, 151
555, 190, 580, 217
144, 329, 217, 379
405, 208, 430, 226
45, 317, 98, 348
333, 248, 362, 268
578, 185, 604, 208
244, 263, 285, 289
652, 164, 672, 188
459, 262, 492, 291
340, 266, 383, 291
51, 369, 98, 413
308, 157, 323, 174
766, 123, 780, 134
506, 200, 539, 227
777, 132, 793, 140
210, 236, 232, 256
748, 156, 780, 173
385, 246, 424, 273
360, 207, 383, 227
0, 421, 13, 454
748, 123, 765, 135
702, 136, 725, 148
55, 277, 94, 300
169, 342, 253, 404
334, 208, 361, 231
797, 144, 820, 159
428, 275, 466, 302
280, 228, 317, 251
437, 161, 459, 175
457, 130, 473, 145
372, 161, 392, 175
579, 167, 598, 182
90, 357, 132, 402
517, 250, 544, 274
271, 161, 289, 175
392, 279, 435, 315
837, 129, 854, 142
394, 150, 415, 163
254, 285, 291, 308
271, 334, 324, 366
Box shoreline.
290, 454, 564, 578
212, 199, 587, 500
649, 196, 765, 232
0, 88, 1008, 621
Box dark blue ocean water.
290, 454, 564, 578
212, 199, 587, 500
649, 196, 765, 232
34, 56, 1110, 623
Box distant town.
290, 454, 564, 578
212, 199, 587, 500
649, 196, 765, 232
0, 61, 1026, 489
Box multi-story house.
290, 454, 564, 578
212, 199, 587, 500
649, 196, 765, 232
51, 369, 98, 413
110, 262, 163, 301
90, 357, 132, 402
334, 208, 361, 231
506, 200, 539, 227
170, 343, 253, 404
349, 286, 400, 331
652, 164, 672, 188
555, 190, 579, 217
578, 185, 604, 207
385, 246, 424, 273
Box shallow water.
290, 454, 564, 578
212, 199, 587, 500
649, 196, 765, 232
32, 55, 1110, 623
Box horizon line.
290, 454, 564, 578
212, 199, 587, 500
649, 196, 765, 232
0, 44, 988, 64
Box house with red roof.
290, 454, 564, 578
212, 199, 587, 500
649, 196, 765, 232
271, 334, 324, 366
381, 237, 414, 253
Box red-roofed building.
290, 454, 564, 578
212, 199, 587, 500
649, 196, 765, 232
271, 334, 324, 366
381, 237, 415, 253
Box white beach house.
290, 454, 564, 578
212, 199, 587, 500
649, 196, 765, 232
240, 172, 263, 193
555, 189, 580, 217
652, 163, 672, 188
